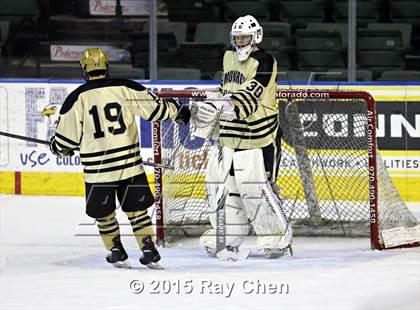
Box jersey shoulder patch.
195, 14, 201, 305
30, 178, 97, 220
250, 49, 276, 87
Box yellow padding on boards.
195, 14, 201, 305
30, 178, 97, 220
0, 171, 156, 196
392, 177, 420, 202
277, 175, 420, 202
0, 171, 418, 202
20, 172, 85, 196
0, 172, 15, 194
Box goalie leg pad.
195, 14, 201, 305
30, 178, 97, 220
224, 176, 249, 247
206, 144, 234, 228
232, 149, 293, 250
201, 175, 249, 249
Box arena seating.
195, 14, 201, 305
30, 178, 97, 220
377, 70, 420, 81
0, 0, 419, 81
158, 67, 202, 80
295, 28, 346, 71
357, 23, 413, 77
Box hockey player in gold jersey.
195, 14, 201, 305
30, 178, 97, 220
193, 16, 293, 260
49, 48, 190, 269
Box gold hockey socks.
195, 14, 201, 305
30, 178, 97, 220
125, 210, 154, 249
96, 212, 121, 251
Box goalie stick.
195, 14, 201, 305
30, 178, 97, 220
0, 131, 173, 169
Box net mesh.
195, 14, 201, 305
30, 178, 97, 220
157, 92, 419, 248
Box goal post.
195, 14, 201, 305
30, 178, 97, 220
153, 89, 419, 250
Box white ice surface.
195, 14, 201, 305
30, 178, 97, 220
1, 195, 419, 310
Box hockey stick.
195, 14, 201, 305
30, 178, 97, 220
0, 131, 51, 146
0, 131, 173, 169
215, 187, 228, 254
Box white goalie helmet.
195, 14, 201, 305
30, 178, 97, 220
230, 15, 263, 62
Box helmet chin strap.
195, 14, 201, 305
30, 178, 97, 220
236, 45, 255, 62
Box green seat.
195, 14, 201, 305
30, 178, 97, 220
131, 32, 179, 68
357, 28, 412, 77
178, 23, 229, 77
0, 0, 39, 16
143, 21, 187, 46
259, 22, 294, 69
377, 70, 420, 81
390, 1, 420, 27
158, 68, 202, 80
295, 29, 346, 71
277, 70, 319, 83
317, 69, 373, 81
307, 23, 348, 48
366, 23, 412, 47
224, 1, 271, 22
178, 43, 224, 78
109, 64, 145, 80
166, 0, 221, 23
279, 1, 325, 28
389, 2, 420, 53
261, 22, 292, 45
357, 29, 408, 50
193, 23, 231, 44
333, 0, 379, 27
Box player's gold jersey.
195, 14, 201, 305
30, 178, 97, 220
54, 78, 179, 183
219, 48, 278, 149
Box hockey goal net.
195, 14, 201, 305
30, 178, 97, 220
153, 89, 419, 250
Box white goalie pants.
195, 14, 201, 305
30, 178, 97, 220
200, 144, 293, 250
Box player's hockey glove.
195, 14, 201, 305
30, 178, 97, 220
49, 136, 75, 157
175, 104, 191, 125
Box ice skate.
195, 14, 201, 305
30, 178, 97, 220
216, 246, 251, 262
106, 238, 130, 268
139, 236, 164, 270
200, 229, 217, 258
204, 246, 217, 258
264, 242, 293, 259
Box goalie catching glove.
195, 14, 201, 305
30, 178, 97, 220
190, 91, 237, 128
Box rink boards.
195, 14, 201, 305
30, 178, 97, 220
0, 80, 419, 203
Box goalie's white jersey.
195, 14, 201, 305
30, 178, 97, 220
219, 48, 278, 149
54, 78, 179, 183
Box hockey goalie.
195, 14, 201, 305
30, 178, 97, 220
191, 15, 293, 261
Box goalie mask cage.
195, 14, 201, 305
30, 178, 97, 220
154, 89, 419, 250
